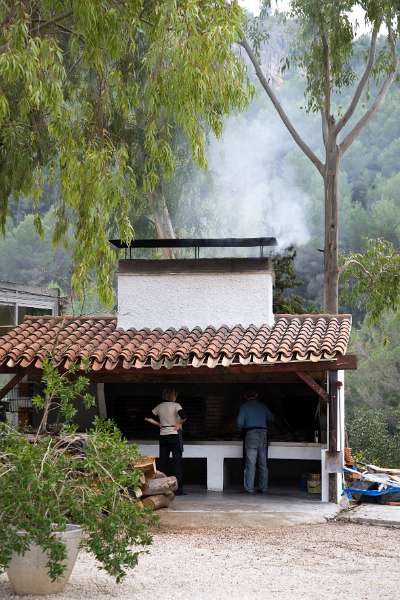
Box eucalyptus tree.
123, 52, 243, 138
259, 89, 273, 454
0, 1, 251, 303
241, 1, 400, 312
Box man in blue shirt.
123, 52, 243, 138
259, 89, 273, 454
237, 391, 273, 493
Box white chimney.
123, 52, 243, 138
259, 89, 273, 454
117, 258, 274, 330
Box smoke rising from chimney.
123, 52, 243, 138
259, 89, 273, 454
204, 112, 310, 249
175, 105, 312, 253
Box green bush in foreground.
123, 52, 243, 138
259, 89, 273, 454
0, 357, 156, 583
0, 420, 156, 582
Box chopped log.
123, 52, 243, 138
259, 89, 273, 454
144, 469, 166, 481
133, 456, 156, 477
131, 487, 143, 499
364, 464, 400, 475
138, 472, 146, 486
142, 476, 178, 497
142, 494, 174, 510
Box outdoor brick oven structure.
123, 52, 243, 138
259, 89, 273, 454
0, 238, 356, 502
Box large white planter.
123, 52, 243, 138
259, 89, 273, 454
7, 524, 82, 596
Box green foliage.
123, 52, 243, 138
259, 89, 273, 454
32, 357, 94, 434
3, 10, 400, 320
346, 311, 400, 410
341, 239, 400, 323
0, 360, 156, 582
72, 419, 156, 581
0, 1, 252, 304
66, 284, 113, 316
346, 312, 400, 467
0, 421, 155, 582
289, 1, 399, 114
273, 247, 318, 313
290, 1, 354, 113
0, 210, 71, 291
0, 428, 71, 581
347, 405, 400, 467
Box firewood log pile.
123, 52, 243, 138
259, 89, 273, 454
132, 455, 178, 510
24, 434, 176, 511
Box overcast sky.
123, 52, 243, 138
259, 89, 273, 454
239, 1, 370, 35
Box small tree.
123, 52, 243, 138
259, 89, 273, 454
33, 357, 94, 436
273, 246, 318, 313
0, 421, 155, 582
0, 359, 156, 583
241, 1, 400, 312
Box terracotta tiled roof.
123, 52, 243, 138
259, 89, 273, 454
0, 314, 352, 371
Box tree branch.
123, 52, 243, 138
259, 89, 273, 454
0, 5, 16, 31
335, 25, 379, 135
0, 10, 73, 55
240, 36, 325, 176
321, 32, 331, 128
55, 22, 85, 42
339, 64, 398, 154
320, 31, 331, 148
339, 257, 371, 276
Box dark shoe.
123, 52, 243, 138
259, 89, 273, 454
244, 490, 255, 494
175, 490, 187, 496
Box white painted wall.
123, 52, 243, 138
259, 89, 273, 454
117, 270, 273, 330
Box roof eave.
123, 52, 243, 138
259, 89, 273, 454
0, 354, 357, 376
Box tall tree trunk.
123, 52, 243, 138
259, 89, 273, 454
240, 32, 398, 317
323, 136, 340, 313
148, 187, 176, 259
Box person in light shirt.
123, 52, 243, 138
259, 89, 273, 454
145, 388, 187, 495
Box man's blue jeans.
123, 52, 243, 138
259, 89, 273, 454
244, 429, 268, 493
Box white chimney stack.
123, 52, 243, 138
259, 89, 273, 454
117, 258, 274, 331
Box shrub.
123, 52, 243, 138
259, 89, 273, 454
347, 405, 400, 468
0, 421, 156, 582
0, 357, 156, 582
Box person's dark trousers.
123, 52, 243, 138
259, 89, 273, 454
159, 434, 183, 491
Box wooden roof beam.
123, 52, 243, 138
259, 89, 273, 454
0, 371, 25, 401
297, 372, 329, 402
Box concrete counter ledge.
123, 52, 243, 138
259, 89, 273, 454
134, 440, 326, 492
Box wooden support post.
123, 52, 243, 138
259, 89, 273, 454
0, 372, 25, 401
326, 370, 344, 503
297, 372, 328, 402
97, 383, 107, 418
328, 371, 338, 452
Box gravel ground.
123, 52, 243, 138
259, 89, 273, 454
1, 522, 399, 600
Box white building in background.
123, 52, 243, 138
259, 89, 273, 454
0, 281, 62, 336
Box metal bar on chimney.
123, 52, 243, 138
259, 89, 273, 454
109, 237, 278, 250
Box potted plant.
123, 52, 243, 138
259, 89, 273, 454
0, 359, 156, 595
